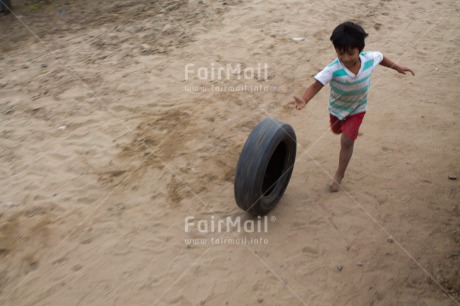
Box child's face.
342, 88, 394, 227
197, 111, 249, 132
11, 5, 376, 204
336, 47, 360, 68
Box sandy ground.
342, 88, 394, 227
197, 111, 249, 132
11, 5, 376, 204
0, 0, 459, 305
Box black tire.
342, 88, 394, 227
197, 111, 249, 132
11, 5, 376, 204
234, 118, 297, 215
0, 0, 11, 14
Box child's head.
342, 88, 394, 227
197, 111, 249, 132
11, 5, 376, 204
330, 21, 368, 52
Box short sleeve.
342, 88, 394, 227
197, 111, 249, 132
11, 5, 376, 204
314, 67, 333, 86
370, 51, 383, 67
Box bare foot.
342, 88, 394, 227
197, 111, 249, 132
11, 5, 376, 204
329, 174, 343, 192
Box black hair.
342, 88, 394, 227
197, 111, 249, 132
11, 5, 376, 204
330, 21, 368, 52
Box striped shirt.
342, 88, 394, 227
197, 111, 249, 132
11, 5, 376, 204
314, 51, 383, 120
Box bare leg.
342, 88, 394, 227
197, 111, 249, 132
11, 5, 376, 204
330, 133, 354, 192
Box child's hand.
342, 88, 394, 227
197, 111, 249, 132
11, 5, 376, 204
290, 96, 307, 110
396, 66, 415, 76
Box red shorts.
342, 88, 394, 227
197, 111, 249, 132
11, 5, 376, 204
330, 112, 365, 140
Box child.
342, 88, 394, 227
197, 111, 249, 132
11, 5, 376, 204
290, 21, 414, 192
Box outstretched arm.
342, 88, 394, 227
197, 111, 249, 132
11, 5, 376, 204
290, 80, 324, 110
380, 56, 415, 76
